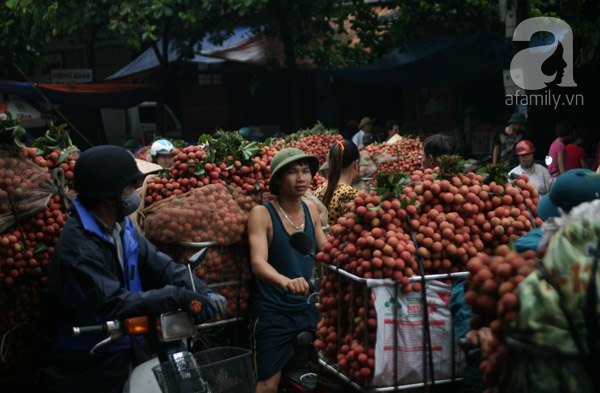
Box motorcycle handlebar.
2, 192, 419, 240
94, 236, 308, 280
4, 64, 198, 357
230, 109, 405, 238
458, 337, 475, 350
282, 278, 320, 296
73, 324, 106, 337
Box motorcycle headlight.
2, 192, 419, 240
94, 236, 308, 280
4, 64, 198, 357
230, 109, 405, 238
156, 311, 196, 342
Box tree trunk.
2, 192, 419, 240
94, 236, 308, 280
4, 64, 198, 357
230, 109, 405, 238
86, 25, 106, 145
516, 0, 529, 26
272, 0, 301, 132
513, 0, 530, 54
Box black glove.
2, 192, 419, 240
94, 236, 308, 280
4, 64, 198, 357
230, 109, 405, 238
196, 292, 229, 322
179, 288, 211, 317
207, 293, 228, 317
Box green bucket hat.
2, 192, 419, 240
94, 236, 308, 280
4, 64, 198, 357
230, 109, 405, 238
537, 169, 600, 220
124, 138, 139, 148
319, 153, 370, 171
269, 148, 319, 195
508, 112, 526, 124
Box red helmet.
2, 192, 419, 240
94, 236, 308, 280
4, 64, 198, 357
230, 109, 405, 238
516, 140, 535, 155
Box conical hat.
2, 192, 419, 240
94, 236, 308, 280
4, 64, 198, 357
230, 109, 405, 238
135, 159, 163, 175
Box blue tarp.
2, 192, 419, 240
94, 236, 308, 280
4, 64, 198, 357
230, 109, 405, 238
0, 81, 154, 109
105, 27, 255, 81
0, 27, 256, 108
331, 29, 513, 87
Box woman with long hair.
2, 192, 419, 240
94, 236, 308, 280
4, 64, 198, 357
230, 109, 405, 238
547, 121, 572, 178
314, 139, 361, 227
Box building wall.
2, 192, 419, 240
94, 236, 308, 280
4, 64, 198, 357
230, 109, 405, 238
34, 34, 133, 83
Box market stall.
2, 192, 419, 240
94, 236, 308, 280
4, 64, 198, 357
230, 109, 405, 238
1, 115, 596, 392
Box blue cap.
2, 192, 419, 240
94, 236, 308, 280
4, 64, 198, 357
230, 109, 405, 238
537, 169, 600, 220
239, 127, 252, 137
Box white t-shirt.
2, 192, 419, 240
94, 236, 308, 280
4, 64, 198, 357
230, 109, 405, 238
352, 130, 366, 147
509, 163, 555, 196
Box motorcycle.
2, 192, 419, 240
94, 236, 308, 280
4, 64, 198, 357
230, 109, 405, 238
279, 232, 343, 393
73, 247, 254, 393
279, 277, 321, 393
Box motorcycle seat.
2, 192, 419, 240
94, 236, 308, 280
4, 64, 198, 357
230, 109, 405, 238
293, 331, 315, 347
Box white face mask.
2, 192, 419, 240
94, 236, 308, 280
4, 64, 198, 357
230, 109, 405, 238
121, 191, 141, 216
521, 160, 534, 169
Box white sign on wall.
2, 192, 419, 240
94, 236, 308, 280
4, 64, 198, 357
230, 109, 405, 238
51, 69, 93, 84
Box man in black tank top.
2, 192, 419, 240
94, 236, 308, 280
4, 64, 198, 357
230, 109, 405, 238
248, 148, 327, 393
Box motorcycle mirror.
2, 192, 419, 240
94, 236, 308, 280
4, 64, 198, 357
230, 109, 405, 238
188, 248, 207, 268
186, 248, 207, 293
289, 231, 314, 257
545, 155, 553, 166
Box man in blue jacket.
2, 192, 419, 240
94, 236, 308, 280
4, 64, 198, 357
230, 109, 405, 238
42, 145, 226, 393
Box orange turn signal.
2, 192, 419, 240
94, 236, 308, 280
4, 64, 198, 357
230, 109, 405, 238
125, 316, 149, 335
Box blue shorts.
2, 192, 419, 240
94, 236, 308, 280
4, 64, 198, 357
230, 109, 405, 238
249, 305, 319, 381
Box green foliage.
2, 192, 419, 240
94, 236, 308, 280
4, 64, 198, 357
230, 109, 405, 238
529, 0, 600, 66
371, 170, 411, 200
284, 121, 339, 142
476, 161, 512, 186
32, 121, 73, 155
0, 1, 48, 76
237, 0, 386, 68
197, 130, 262, 169
436, 154, 469, 179
382, 0, 599, 66
1, 0, 125, 78
384, 0, 500, 50
106, 0, 228, 58
2, 0, 598, 82
0, 112, 26, 152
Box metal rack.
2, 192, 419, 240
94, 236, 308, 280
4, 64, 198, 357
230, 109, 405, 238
319, 264, 467, 392
174, 224, 331, 329
165, 241, 251, 329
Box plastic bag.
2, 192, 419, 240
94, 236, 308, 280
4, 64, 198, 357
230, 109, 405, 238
142, 183, 248, 245
132, 173, 157, 235
539, 199, 600, 249
374, 153, 396, 166
0, 156, 59, 233
512, 200, 600, 352
228, 184, 273, 213
303, 190, 328, 229
370, 280, 463, 386
358, 156, 377, 179
508, 200, 600, 393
